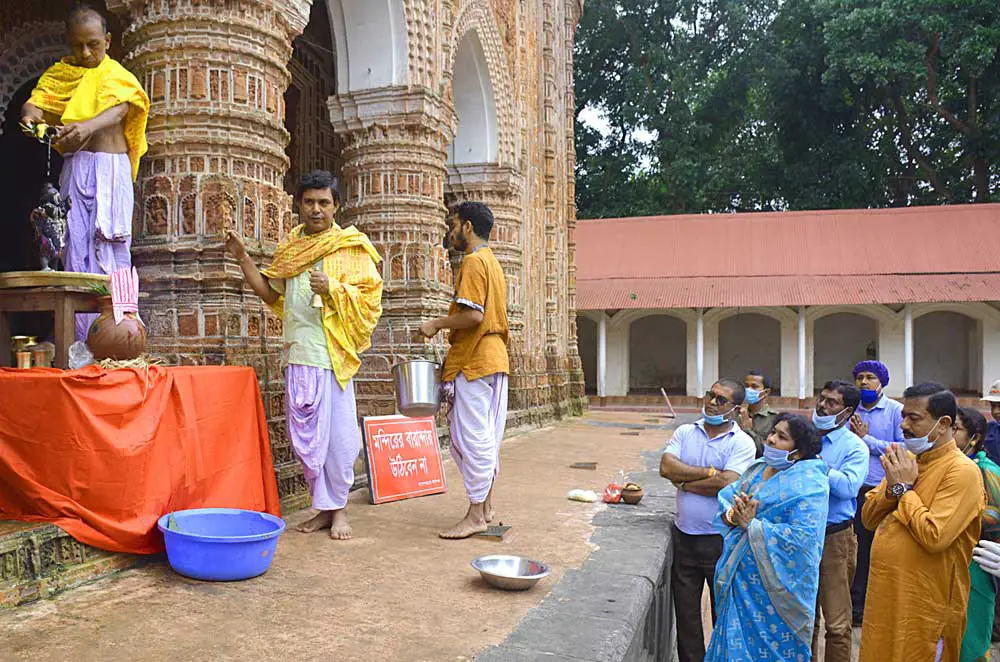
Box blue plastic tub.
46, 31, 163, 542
157, 508, 286, 581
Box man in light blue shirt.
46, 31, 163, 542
848, 360, 904, 625
812, 380, 869, 662
660, 379, 756, 662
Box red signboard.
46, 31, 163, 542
361, 415, 448, 505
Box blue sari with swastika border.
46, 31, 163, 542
705, 458, 830, 661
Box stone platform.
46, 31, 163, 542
0, 520, 138, 608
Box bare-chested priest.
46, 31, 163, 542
226, 170, 383, 540
21, 3, 149, 340
418, 202, 510, 539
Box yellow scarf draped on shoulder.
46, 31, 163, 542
261, 224, 384, 388
28, 56, 150, 180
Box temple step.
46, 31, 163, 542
0, 520, 138, 608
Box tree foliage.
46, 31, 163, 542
574, 0, 1000, 218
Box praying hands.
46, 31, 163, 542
727, 492, 758, 529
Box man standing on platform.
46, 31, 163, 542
859, 383, 985, 662
21, 3, 149, 340
660, 379, 756, 662
226, 170, 383, 540
418, 202, 510, 540
848, 360, 904, 626
811, 380, 869, 662
737, 369, 779, 457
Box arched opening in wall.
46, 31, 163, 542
813, 313, 878, 391
284, 0, 341, 197
914, 311, 982, 396
576, 315, 597, 394
448, 30, 498, 167
629, 315, 686, 395
719, 313, 781, 391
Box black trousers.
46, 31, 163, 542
851, 485, 875, 622
671, 525, 723, 662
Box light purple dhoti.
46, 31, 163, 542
59, 151, 134, 341
285, 364, 361, 511
448, 372, 509, 504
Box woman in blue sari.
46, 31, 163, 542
705, 413, 830, 661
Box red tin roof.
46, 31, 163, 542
576, 204, 1000, 309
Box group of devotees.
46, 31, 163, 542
22, 4, 511, 542
663, 365, 1000, 662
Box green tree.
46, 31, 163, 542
573, 0, 1000, 217
819, 0, 1000, 203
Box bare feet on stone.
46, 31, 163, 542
329, 509, 352, 540
439, 503, 488, 539
295, 510, 332, 533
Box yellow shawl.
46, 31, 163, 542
28, 56, 149, 180
262, 224, 383, 388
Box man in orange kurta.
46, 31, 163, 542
418, 202, 509, 540
859, 383, 985, 662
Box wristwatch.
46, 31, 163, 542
889, 482, 913, 498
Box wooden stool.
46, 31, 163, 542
0, 271, 110, 369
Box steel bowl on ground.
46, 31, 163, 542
471, 554, 550, 591
392, 358, 441, 418
157, 508, 285, 581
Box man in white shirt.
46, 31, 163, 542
660, 379, 757, 662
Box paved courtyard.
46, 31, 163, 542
1, 412, 672, 662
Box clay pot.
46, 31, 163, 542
86, 296, 146, 360
621, 487, 644, 505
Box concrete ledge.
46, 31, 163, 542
477, 432, 682, 662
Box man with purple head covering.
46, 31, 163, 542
849, 359, 904, 626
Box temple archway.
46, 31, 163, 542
449, 30, 498, 166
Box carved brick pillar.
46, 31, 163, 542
540, 0, 570, 417
445, 163, 536, 422
564, 0, 586, 410
107, 0, 313, 511
328, 87, 456, 418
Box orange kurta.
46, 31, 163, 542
859, 440, 985, 662
442, 246, 509, 382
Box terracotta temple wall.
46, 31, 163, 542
1, 0, 586, 510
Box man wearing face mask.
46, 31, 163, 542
847, 360, 904, 626
737, 370, 779, 458
859, 383, 985, 662
660, 379, 757, 662
811, 380, 869, 662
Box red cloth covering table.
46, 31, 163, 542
0, 365, 281, 554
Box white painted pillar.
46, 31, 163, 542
696, 308, 705, 396
904, 303, 914, 387
597, 314, 607, 398
798, 306, 807, 399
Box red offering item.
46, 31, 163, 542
602, 469, 626, 504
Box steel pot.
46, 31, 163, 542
392, 358, 441, 418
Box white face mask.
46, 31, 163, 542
904, 418, 943, 455
812, 408, 849, 432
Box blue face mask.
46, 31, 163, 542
763, 445, 797, 471
812, 408, 848, 432
904, 418, 942, 455
745, 388, 763, 405
702, 407, 734, 426
860, 389, 880, 405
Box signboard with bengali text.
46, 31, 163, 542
361, 415, 447, 505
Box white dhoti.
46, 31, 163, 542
285, 364, 361, 510
448, 372, 509, 504
59, 151, 134, 341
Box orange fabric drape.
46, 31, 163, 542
0, 366, 280, 554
